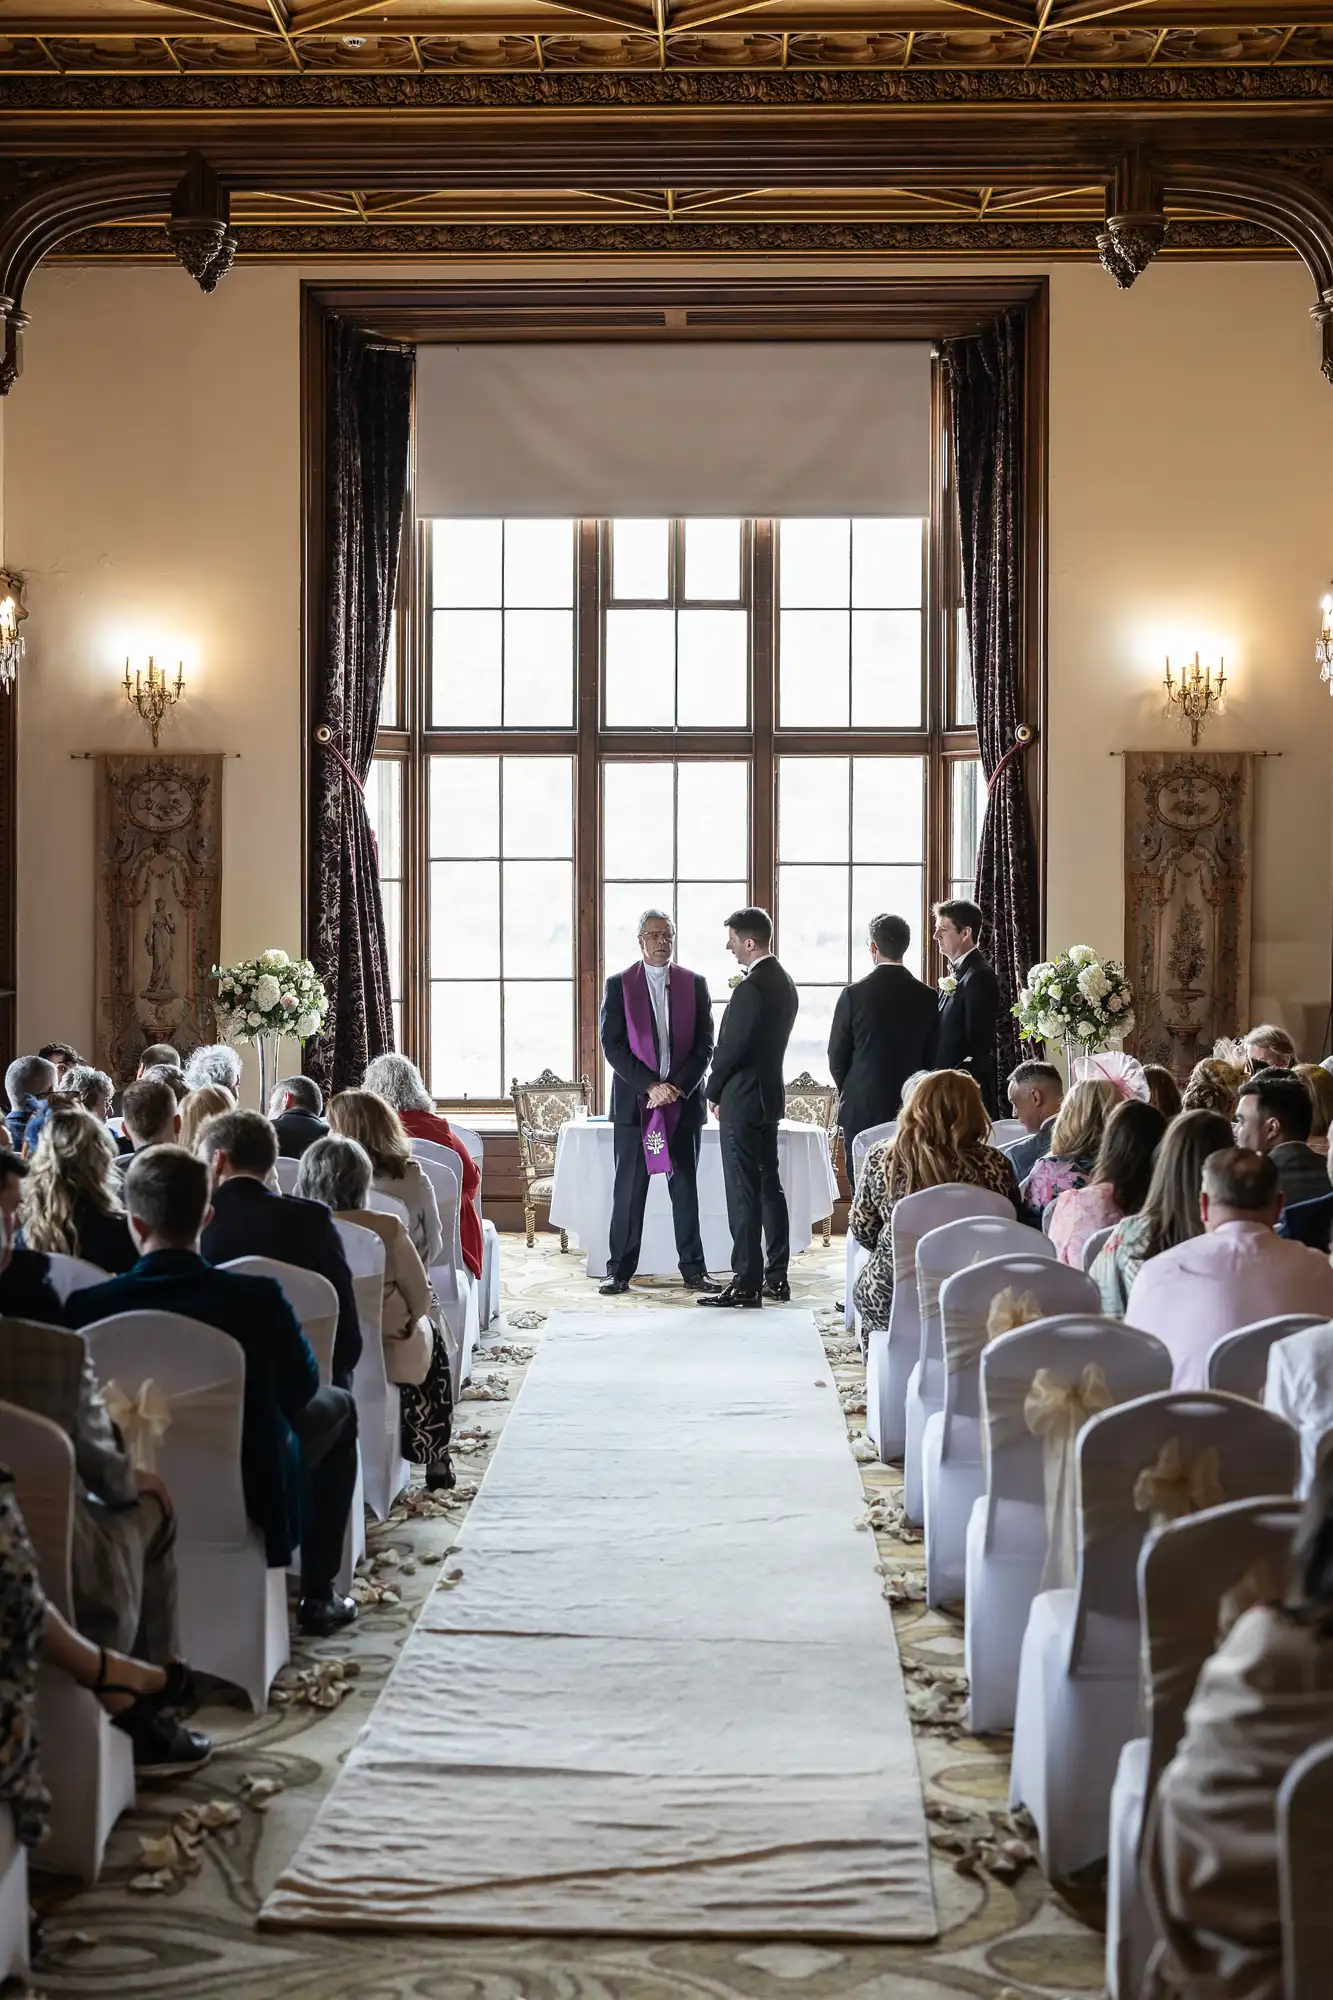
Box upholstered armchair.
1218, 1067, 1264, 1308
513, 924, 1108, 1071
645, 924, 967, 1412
510, 1068, 592, 1249
783, 1070, 841, 1247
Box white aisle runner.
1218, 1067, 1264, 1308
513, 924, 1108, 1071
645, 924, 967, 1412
262, 1308, 937, 1940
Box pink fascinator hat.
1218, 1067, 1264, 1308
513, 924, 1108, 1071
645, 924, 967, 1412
1071, 1051, 1150, 1102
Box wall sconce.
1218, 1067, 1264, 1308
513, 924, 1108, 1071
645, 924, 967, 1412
123, 655, 185, 747
0, 572, 27, 693
1164, 651, 1225, 747
1317, 591, 1333, 695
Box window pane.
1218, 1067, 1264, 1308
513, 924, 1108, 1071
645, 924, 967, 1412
503, 520, 574, 608
852, 866, 924, 980
365, 757, 402, 879
431, 982, 500, 1100
950, 758, 986, 898
430, 860, 499, 979
779, 758, 849, 864
612, 519, 670, 600
503, 757, 573, 860
502, 860, 573, 979
851, 610, 922, 728
432, 609, 502, 728
391, 1000, 403, 1054
503, 610, 573, 727
954, 608, 976, 726
677, 762, 748, 880
505, 981, 574, 1090
779, 519, 850, 608
604, 762, 674, 878
604, 880, 673, 977
677, 610, 748, 729
684, 519, 741, 601
779, 610, 849, 729
433, 519, 501, 608
379, 615, 399, 728
381, 879, 403, 1004
853, 518, 923, 609
853, 756, 925, 865
787, 987, 840, 1088
777, 865, 849, 983
676, 879, 746, 999
605, 608, 675, 727
429, 756, 499, 858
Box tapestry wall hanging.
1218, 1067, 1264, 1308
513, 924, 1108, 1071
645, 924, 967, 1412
94, 753, 224, 1081
1123, 751, 1254, 1076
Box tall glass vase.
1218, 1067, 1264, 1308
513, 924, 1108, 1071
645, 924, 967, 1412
256, 1033, 281, 1112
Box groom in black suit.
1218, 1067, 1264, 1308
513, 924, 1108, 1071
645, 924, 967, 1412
700, 906, 799, 1310
932, 896, 1002, 1115
828, 911, 939, 1155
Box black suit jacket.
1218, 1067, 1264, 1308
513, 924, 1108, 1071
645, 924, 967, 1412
272, 1108, 330, 1159
600, 967, 714, 1129
828, 962, 939, 1143
935, 949, 1002, 1112
1279, 1188, 1333, 1253
200, 1177, 361, 1386
705, 956, 799, 1126
65, 1248, 318, 1568
0, 1249, 63, 1324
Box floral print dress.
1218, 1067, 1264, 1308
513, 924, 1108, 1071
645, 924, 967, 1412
849, 1140, 1022, 1333
0, 1471, 49, 1850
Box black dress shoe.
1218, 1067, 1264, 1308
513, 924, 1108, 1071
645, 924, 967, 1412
764, 1278, 792, 1302
599, 1278, 630, 1295
697, 1284, 763, 1309
298, 1592, 359, 1637
681, 1273, 724, 1294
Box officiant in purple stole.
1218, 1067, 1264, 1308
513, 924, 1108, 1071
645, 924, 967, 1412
597, 907, 719, 1296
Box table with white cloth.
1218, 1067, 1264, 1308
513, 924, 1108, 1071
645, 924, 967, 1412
549, 1118, 839, 1279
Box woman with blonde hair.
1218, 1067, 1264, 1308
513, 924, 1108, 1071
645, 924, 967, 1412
1020, 1076, 1121, 1226
178, 1084, 235, 1155
21, 1105, 136, 1272
849, 1070, 1019, 1332
1181, 1056, 1247, 1119
1295, 1063, 1333, 1155
327, 1087, 444, 1268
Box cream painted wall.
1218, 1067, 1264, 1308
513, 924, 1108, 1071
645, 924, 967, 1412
5, 256, 1332, 1068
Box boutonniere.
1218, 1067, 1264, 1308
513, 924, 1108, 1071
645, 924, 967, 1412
728, 972, 746, 990
939, 974, 958, 997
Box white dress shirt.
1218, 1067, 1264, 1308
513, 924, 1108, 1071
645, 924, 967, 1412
1265, 1323, 1333, 1492
643, 961, 671, 1079
1125, 1220, 1333, 1391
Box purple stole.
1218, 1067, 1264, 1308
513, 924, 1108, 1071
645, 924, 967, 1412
621, 961, 696, 1178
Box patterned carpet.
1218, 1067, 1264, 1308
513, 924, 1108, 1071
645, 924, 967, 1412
23, 1237, 1107, 2000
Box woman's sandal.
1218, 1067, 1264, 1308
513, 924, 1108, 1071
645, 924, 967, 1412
89, 1649, 211, 1775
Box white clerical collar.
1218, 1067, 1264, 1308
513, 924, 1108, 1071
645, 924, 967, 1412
644, 961, 670, 986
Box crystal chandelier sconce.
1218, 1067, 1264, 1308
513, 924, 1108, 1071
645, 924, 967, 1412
0, 572, 27, 693
1317, 591, 1333, 695
123, 655, 186, 747
1164, 651, 1225, 747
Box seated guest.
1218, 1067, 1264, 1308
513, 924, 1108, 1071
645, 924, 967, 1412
1181, 1056, 1247, 1118
1126, 1146, 1333, 1389
1143, 1459, 1333, 1999
21, 1107, 136, 1273
4, 1056, 54, 1152
361, 1054, 482, 1281
1142, 1063, 1183, 1121
1233, 1069, 1329, 1210
297, 1135, 455, 1490
269, 1076, 329, 1160
849, 1069, 1020, 1333
143, 1063, 189, 1104
1295, 1062, 1333, 1155
1277, 1153, 1333, 1255
1002, 1060, 1065, 1184
1047, 1097, 1166, 1268
1091, 1111, 1234, 1317
119, 1076, 181, 1157
66, 1146, 359, 1637
0, 1147, 67, 1320
57, 1062, 131, 1159
37, 1042, 80, 1085
327, 1088, 445, 1271
183, 1044, 242, 1096
136, 1042, 179, 1079
1265, 1322, 1333, 1492
194, 1110, 361, 1388
1243, 1021, 1298, 1073
1020, 1077, 1120, 1226
178, 1084, 235, 1155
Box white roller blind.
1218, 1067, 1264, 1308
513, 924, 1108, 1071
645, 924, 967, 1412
415, 342, 931, 519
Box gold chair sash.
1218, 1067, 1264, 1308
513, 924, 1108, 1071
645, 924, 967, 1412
987, 1287, 1043, 1339
103, 1374, 237, 1476
1023, 1362, 1115, 1589
944, 1289, 1043, 1378
1132, 1438, 1225, 1531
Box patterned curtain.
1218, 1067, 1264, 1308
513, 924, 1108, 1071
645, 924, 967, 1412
307, 321, 413, 1092
943, 309, 1040, 1092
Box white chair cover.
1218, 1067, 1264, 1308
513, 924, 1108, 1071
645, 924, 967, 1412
1106, 1495, 1301, 2000
866, 1182, 1014, 1462
412, 1132, 498, 1332
966, 1317, 1174, 1735
921, 1255, 1097, 1609
0, 1398, 135, 1882
0, 1813, 27, 1984
902, 1211, 1045, 1523
335, 1219, 409, 1523
1009, 1389, 1300, 1881
42, 1252, 109, 1303
82, 1311, 291, 1714
1280, 1736, 1333, 1999
273, 1155, 301, 1194
1080, 1222, 1117, 1275
1207, 1313, 1329, 1403
989, 1118, 1027, 1150
220, 1257, 339, 1386
368, 1190, 411, 1226
843, 1124, 895, 1332
413, 1150, 480, 1393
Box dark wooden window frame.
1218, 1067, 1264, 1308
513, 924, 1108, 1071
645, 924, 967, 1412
302, 275, 1049, 1111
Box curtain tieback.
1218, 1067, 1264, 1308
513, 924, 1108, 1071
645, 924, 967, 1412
314, 726, 366, 797
1132, 1438, 1224, 1530
986, 724, 1035, 796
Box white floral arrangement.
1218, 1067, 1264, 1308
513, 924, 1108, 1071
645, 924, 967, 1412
210, 949, 329, 1045
1013, 945, 1135, 1051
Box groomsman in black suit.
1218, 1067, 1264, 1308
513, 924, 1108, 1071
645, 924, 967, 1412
828, 911, 939, 1157
599, 908, 718, 1295
932, 897, 1002, 1115
700, 906, 799, 1310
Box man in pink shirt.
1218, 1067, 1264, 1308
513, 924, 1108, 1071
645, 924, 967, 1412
1125, 1146, 1333, 1389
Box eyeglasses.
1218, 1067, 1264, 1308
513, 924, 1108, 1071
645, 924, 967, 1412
640, 930, 675, 945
